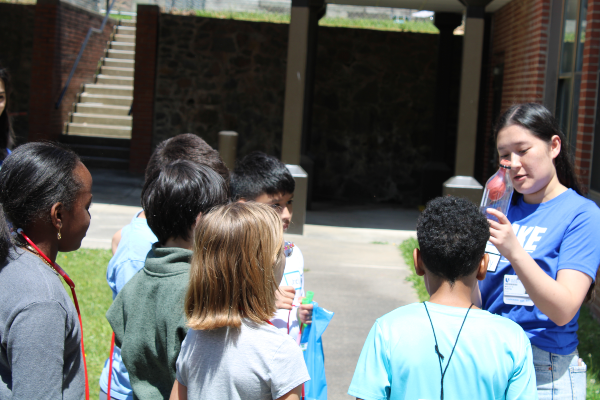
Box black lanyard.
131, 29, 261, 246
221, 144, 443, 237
423, 302, 473, 400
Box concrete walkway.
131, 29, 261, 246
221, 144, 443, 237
85, 169, 420, 399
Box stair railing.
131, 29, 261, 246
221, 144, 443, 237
55, 0, 118, 109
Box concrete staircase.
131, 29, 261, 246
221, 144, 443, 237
62, 19, 136, 170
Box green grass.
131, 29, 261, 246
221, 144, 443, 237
398, 237, 600, 398
370, 241, 389, 245
578, 304, 600, 399
399, 237, 428, 302
109, 13, 133, 20
59, 248, 114, 396
195, 9, 439, 33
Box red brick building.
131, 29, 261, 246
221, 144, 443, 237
477, 0, 600, 317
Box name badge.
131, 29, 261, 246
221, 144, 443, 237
503, 275, 534, 306
283, 271, 302, 292
485, 242, 501, 272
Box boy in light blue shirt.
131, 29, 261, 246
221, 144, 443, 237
348, 196, 537, 400
99, 134, 229, 400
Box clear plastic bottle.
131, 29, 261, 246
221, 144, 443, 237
480, 160, 513, 221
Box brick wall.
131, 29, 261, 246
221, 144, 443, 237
578, 0, 600, 320
480, 0, 551, 179
129, 5, 159, 174
0, 3, 35, 143
29, 0, 115, 142
575, 0, 600, 192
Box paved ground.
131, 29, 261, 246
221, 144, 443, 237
85, 169, 420, 399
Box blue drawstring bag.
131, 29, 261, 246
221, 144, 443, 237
300, 302, 334, 400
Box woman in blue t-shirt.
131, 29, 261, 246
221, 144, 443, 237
480, 103, 600, 399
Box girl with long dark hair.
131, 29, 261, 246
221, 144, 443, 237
0, 68, 16, 164
0, 142, 93, 398
480, 103, 600, 398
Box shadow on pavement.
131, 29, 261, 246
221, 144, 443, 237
306, 201, 420, 231
90, 169, 145, 207
89, 169, 420, 232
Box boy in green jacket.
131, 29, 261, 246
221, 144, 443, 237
106, 160, 228, 400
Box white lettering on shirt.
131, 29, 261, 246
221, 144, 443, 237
512, 223, 520, 235
524, 227, 547, 252
511, 224, 547, 252
516, 226, 534, 247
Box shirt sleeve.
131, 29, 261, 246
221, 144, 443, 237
269, 336, 310, 399
175, 332, 191, 387
113, 259, 146, 296
348, 321, 391, 400
8, 301, 70, 399
557, 206, 600, 280
505, 333, 538, 400
106, 292, 126, 348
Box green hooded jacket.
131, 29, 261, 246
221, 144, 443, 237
106, 244, 192, 400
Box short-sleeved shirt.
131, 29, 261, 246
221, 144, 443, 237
480, 189, 600, 355
271, 243, 305, 342
0, 250, 85, 399
176, 319, 310, 400
100, 212, 158, 399
348, 302, 537, 400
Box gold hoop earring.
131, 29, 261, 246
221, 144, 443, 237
57, 229, 62, 240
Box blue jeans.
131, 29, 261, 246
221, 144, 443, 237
533, 345, 587, 399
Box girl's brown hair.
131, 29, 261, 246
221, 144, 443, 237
185, 201, 284, 330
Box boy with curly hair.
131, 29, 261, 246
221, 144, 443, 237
349, 196, 537, 400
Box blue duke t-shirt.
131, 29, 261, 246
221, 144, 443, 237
480, 189, 600, 355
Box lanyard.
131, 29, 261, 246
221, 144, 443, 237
423, 302, 473, 400
17, 228, 90, 400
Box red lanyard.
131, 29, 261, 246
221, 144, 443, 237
17, 228, 90, 400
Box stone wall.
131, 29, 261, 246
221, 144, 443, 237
311, 29, 441, 202
0, 3, 35, 143
154, 15, 288, 155
154, 15, 461, 203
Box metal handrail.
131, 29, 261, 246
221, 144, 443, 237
55, 0, 118, 109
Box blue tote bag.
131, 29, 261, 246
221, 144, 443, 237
300, 302, 334, 400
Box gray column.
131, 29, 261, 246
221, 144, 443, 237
443, 1, 492, 203
455, 5, 487, 177
281, 0, 326, 165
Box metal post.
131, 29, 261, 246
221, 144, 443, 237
285, 165, 308, 235
218, 131, 238, 170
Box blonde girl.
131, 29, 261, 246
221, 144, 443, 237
169, 202, 310, 400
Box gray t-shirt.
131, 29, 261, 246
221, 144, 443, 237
0, 249, 85, 399
176, 319, 310, 400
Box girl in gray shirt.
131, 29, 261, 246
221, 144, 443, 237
0, 143, 93, 399
170, 202, 310, 400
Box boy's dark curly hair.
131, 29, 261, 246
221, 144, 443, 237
417, 196, 490, 284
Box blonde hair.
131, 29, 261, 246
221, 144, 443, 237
185, 202, 284, 330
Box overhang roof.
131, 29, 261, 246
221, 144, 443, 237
325, 0, 512, 13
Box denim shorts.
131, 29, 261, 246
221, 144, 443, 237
533, 345, 587, 399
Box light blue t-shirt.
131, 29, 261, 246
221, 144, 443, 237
480, 189, 600, 355
348, 302, 537, 400
99, 212, 158, 400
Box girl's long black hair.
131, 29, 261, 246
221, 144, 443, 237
0, 142, 83, 264
0, 68, 15, 160
494, 103, 582, 202
494, 103, 597, 302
